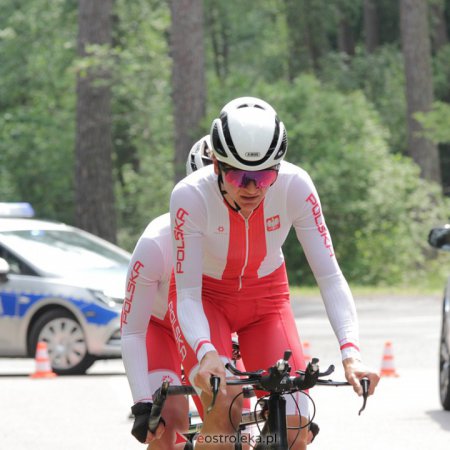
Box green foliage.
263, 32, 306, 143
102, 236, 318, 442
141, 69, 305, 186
247, 75, 448, 285
415, 101, 450, 143
319, 46, 407, 154
1, 0, 449, 288
432, 44, 450, 100
0, 0, 77, 222
0, 0, 175, 237
115, 151, 173, 252
376, 0, 400, 44
204, 0, 289, 83
112, 0, 174, 250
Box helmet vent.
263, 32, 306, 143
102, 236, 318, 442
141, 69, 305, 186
211, 123, 227, 157
190, 154, 197, 172
221, 113, 237, 154
236, 103, 265, 110
268, 117, 280, 152
275, 130, 287, 159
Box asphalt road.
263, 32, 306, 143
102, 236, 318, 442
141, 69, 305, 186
294, 291, 449, 450
1, 292, 449, 450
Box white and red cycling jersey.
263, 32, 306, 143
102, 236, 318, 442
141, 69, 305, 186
169, 161, 361, 369
120, 212, 249, 414
121, 213, 178, 404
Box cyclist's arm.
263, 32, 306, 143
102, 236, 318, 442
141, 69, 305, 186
170, 182, 216, 362
288, 171, 361, 361
121, 233, 167, 403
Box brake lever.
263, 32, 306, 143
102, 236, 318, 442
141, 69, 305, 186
148, 380, 169, 433
207, 375, 221, 414
225, 361, 264, 377
296, 363, 335, 378
358, 378, 370, 415
318, 364, 335, 377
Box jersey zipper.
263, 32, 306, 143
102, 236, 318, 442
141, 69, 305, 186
238, 214, 251, 290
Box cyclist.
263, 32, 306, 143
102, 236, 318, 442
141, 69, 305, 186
122, 134, 318, 448
169, 97, 380, 450
121, 136, 213, 448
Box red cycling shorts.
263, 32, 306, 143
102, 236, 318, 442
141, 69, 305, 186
169, 263, 308, 415
146, 310, 250, 417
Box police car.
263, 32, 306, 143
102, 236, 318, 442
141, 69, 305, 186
0, 203, 130, 374
428, 225, 450, 410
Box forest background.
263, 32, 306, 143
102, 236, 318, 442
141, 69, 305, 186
1, 0, 450, 287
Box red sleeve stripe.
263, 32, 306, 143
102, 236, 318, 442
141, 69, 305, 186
195, 340, 211, 359
340, 342, 360, 352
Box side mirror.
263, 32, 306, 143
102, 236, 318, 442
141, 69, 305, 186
0, 257, 10, 282
428, 225, 450, 251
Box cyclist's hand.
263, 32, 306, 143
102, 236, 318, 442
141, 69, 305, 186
343, 358, 379, 396
195, 351, 227, 395
130, 402, 165, 443
144, 424, 165, 445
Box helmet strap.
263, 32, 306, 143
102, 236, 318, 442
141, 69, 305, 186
217, 171, 241, 212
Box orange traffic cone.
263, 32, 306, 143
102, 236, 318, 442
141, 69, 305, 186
303, 341, 312, 363
30, 341, 57, 379
380, 341, 399, 377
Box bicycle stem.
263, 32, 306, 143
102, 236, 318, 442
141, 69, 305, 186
265, 393, 288, 449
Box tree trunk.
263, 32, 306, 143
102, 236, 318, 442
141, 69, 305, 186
337, 16, 356, 56
169, 0, 206, 183
284, 0, 325, 78
206, 2, 229, 80
364, 0, 379, 53
75, 0, 116, 242
430, 1, 448, 52
400, 0, 441, 184
284, 0, 307, 79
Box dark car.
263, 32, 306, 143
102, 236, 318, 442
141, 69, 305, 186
428, 224, 450, 410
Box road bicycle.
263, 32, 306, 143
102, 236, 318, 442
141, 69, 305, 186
148, 349, 369, 449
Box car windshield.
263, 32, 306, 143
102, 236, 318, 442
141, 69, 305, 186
0, 229, 129, 276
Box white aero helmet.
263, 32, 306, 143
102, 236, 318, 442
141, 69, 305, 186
210, 97, 287, 170
186, 135, 213, 175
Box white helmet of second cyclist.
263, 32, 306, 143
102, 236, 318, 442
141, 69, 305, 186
186, 135, 213, 175
210, 96, 287, 171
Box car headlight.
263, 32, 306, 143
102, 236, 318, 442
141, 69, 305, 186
90, 289, 123, 308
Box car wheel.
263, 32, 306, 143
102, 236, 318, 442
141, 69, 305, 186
439, 301, 450, 410
29, 308, 96, 375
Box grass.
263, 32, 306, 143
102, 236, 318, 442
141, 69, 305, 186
290, 283, 443, 298
291, 258, 447, 298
